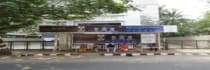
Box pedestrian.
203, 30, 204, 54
119, 43, 128, 53
135, 43, 142, 52
106, 43, 116, 53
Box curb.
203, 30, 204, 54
102, 53, 210, 56
11, 52, 210, 57
11, 53, 80, 57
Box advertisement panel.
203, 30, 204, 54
163, 25, 178, 32
122, 26, 163, 32
39, 26, 78, 32
39, 25, 166, 32
73, 34, 140, 43
141, 33, 156, 43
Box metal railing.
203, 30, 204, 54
162, 40, 210, 49
4, 40, 209, 51
3, 41, 54, 50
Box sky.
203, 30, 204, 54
158, 0, 209, 19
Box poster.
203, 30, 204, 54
141, 34, 156, 43
163, 25, 178, 32
122, 26, 163, 32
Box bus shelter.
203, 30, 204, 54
39, 25, 165, 53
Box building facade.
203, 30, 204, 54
39, 0, 161, 51
42, 0, 159, 26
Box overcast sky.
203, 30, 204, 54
158, 0, 209, 19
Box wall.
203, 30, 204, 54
138, 0, 159, 25
164, 35, 210, 49
165, 35, 210, 40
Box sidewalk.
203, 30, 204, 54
174, 49, 210, 53
8, 49, 210, 57
102, 49, 210, 56
11, 50, 80, 57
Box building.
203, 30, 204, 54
42, 0, 159, 26
40, 0, 162, 52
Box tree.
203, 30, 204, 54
159, 6, 184, 25
0, 0, 47, 34
159, 6, 195, 37
0, 0, 129, 34
22, 24, 40, 35
44, 0, 128, 20
194, 12, 210, 35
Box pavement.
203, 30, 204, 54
102, 49, 210, 56
1, 56, 210, 70
174, 49, 210, 53
8, 49, 210, 57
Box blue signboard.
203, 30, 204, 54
122, 26, 163, 32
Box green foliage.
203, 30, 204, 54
0, 0, 47, 34
22, 24, 40, 35
159, 6, 195, 37
0, 0, 128, 34
193, 12, 210, 35
160, 6, 210, 36
43, 0, 128, 20
159, 6, 184, 25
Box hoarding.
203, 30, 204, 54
39, 26, 78, 32
141, 33, 156, 43
163, 25, 178, 32
73, 34, 140, 43
39, 25, 168, 33
122, 26, 163, 32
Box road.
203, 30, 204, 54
1, 56, 210, 70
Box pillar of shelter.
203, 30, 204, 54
54, 32, 59, 51
157, 33, 161, 50
67, 33, 73, 51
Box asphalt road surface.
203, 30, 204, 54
1, 56, 210, 70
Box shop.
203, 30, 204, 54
39, 24, 165, 53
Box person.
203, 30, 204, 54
126, 35, 134, 43
106, 43, 116, 53
119, 43, 128, 52
100, 27, 108, 32
118, 35, 126, 43
109, 27, 117, 32
93, 27, 99, 32
79, 44, 87, 53
78, 26, 85, 32
135, 43, 142, 52
110, 36, 117, 43
149, 44, 158, 51
87, 43, 94, 52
